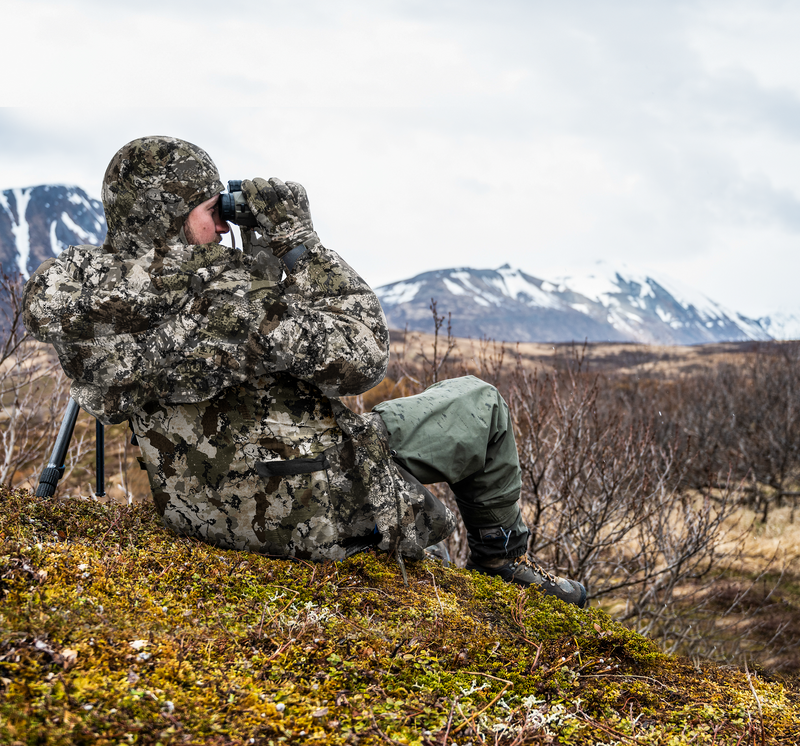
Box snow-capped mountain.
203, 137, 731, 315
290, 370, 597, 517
376, 263, 773, 345
0, 185, 106, 279
756, 312, 800, 342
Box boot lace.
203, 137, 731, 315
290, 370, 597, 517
514, 554, 558, 584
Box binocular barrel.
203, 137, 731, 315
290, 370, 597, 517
219, 180, 258, 228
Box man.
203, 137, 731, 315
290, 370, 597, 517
23, 136, 586, 607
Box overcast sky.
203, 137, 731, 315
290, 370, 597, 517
2, 0, 800, 317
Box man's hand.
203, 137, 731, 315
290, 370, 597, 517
241, 177, 320, 259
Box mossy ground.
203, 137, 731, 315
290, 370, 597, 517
1, 487, 799, 745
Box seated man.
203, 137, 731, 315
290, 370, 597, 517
23, 136, 586, 607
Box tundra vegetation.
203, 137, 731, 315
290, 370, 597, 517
2, 279, 800, 743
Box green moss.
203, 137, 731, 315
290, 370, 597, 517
2, 486, 800, 744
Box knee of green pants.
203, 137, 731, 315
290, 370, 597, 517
373, 375, 520, 490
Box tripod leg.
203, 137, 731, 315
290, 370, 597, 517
95, 420, 105, 498
35, 398, 80, 498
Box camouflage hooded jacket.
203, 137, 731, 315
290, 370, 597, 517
23, 136, 449, 561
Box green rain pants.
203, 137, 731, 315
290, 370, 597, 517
373, 376, 529, 561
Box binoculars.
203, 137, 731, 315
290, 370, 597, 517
218, 180, 258, 228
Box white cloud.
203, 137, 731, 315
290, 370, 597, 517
1, 0, 799, 318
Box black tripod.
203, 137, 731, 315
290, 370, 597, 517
35, 398, 105, 498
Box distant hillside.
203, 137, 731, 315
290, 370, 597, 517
0, 185, 106, 278
376, 263, 774, 345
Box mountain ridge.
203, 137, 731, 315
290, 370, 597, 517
375, 263, 778, 345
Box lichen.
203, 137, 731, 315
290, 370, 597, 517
1, 486, 799, 744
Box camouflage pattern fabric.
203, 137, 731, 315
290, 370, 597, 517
23, 135, 454, 560
131, 376, 453, 561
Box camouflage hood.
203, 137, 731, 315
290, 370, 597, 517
102, 136, 224, 258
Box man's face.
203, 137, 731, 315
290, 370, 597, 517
184, 194, 231, 244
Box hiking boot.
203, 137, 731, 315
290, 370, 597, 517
466, 554, 587, 608
424, 541, 451, 568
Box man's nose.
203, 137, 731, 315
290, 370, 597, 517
217, 216, 231, 234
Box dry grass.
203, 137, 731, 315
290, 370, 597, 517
389, 328, 788, 379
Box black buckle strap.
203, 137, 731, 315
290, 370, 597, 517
282, 243, 308, 272
255, 453, 329, 477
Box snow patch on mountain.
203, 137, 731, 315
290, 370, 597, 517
378, 280, 424, 306
61, 212, 92, 243
442, 278, 467, 296
758, 312, 800, 341
49, 220, 60, 256
550, 262, 770, 343
495, 266, 563, 309
12, 189, 33, 277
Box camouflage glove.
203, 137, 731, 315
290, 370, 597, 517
241, 177, 321, 260
238, 217, 280, 278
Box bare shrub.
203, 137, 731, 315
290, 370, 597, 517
386, 300, 459, 396
614, 342, 800, 523
0, 271, 95, 493
507, 353, 766, 649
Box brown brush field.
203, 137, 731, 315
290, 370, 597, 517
18, 335, 779, 502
